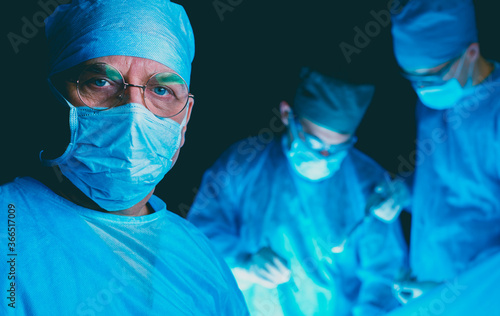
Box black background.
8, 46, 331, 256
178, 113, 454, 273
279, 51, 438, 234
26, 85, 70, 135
2, 0, 500, 245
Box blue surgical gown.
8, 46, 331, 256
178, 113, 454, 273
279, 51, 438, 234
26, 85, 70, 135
410, 62, 500, 282
188, 136, 407, 316
0, 177, 249, 316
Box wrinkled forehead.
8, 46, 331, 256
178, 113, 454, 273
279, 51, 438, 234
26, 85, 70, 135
80, 56, 178, 78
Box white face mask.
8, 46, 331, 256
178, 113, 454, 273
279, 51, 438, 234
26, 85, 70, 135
282, 115, 353, 182
285, 142, 348, 181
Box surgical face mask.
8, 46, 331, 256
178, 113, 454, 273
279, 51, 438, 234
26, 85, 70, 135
42, 101, 188, 211
283, 116, 353, 182
413, 53, 474, 110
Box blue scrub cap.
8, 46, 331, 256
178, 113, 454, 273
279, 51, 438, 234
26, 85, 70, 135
293, 68, 375, 135
45, 0, 195, 86
391, 0, 478, 71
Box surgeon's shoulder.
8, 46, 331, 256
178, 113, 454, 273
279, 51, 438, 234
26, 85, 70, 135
348, 148, 385, 179
0, 177, 22, 193
0, 177, 45, 201
475, 61, 500, 108
0, 177, 49, 224
485, 61, 500, 93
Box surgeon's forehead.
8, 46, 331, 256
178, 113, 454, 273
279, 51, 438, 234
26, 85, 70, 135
81, 55, 177, 76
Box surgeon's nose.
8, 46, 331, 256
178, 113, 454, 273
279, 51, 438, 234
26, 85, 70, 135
320, 150, 330, 157
121, 84, 146, 106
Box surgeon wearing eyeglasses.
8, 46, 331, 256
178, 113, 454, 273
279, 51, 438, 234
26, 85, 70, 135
0, 1, 249, 315
188, 68, 407, 316
390, 0, 500, 304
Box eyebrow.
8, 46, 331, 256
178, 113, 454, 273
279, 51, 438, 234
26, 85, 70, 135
406, 58, 456, 77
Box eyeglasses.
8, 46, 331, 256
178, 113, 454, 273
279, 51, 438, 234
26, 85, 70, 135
75, 63, 193, 118
293, 118, 357, 155
400, 53, 463, 87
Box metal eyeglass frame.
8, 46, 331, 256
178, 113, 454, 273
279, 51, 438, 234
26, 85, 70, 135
75, 62, 194, 118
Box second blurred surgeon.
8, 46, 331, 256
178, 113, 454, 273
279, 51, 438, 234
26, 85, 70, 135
188, 68, 407, 316
391, 0, 500, 302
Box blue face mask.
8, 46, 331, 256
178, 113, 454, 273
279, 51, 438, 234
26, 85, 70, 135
42, 102, 188, 211
414, 54, 474, 110
283, 116, 353, 182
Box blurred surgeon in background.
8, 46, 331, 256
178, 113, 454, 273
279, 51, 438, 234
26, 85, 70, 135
391, 0, 500, 302
188, 68, 407, 316
0, 0, 249, 315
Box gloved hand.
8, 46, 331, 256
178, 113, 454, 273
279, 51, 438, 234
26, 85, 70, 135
240, 247, 291, 289
367, 175, 411, 223
248, 247, 291, 288
393, 279, 442, 304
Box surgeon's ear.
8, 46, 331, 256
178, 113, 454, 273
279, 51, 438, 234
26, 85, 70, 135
280, 101, 291, 127
180, 97, 194, 147
465, 43, 480, 64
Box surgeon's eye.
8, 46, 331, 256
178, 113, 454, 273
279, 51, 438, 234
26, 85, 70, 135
84, 77, 115, 89
304, 134, 325, 151
148, 85, 176, 100
93, 79, 110, 87
153, 86, 171, 96
81, 77, 114, 89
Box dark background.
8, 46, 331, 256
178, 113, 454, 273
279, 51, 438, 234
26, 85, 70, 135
2, 0, 500, 245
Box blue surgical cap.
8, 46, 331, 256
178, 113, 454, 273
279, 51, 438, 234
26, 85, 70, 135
45, 0, 195, 86
391, 0, 478, 71
293, 68, 375, 135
